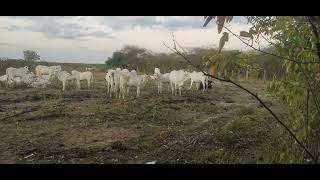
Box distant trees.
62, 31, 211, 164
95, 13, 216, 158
105, 45, 283, 80
0, 57, 9, 61
23, 50, 41, 62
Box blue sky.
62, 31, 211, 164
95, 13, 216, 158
0, 16, 266, 64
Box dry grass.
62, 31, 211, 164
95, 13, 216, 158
0, 71, 287, 164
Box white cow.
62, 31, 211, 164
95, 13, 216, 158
0, 74, 8, 87
6, 71, 37, 87
0, 75, 7, 82
105, 69, 115, 96
30, 77, 51, 88
169, 70, 191, 96
2, 71, 51, 88
35, 65, 61, 78
110, 69, 130, 98
57, 71, 76, 91
6, 66, 30, 87
189, 71, 209, 91
119, 71, 150, 99
153, 68, 170, 94
71, 70, 94, 89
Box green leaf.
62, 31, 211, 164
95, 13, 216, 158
203, 16, 215, 27
218, 32, 229, 53
217, 16, 226, 34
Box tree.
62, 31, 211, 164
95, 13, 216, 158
0, 57, 9, 61
202, 16, 320, 163
23, 50, 41, 62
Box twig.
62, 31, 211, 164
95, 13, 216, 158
307, 16, 320, 60
0, 106, 41, 121
306, 89, 309, 145
163, 35, 317, 163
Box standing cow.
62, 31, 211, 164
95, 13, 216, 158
35, 65, 61, 78
71, 70, 93, 89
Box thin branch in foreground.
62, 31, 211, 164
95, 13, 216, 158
163, 35, 317, 163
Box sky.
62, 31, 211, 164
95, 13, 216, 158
0, 16, 269, 64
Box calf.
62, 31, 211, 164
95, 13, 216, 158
153, 68, 170, 94
35, 65, 61, 78
57, 71, 76, 91
189, 71, 209, 91
6, 66, 30, 87
169, 70, 190, 96
71, 70, 94, 89
119, 72, 150, 99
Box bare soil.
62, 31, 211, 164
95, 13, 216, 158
0, 72, 287, 164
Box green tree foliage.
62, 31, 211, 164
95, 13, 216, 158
106, 45, 218, 73
204, 16, 320, 163
23, 50, 41, 62
106, 44, 282, 82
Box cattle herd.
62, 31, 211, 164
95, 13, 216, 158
0, 65, 212, 98
105, 67, 212, 99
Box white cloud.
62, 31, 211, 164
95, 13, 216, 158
0, 16, 269, 64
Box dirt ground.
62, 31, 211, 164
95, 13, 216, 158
0, 72, 288, 164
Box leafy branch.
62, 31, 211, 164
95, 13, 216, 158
163, 33, 317, 163
222, 25, 320, 64
204, 16, 320, 64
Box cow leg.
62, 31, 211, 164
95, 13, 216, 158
62, 81, 66, 91
171, 82, 174, 95
127, 87, 130, 96
205, 79, 208, 91
137, 86, 140, 97
189, 80, 193, 90
202, 81, 205, 91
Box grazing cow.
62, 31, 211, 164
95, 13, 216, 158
119, 71, 150, 99
169, 70, 190, 96
6, 66, 30, 87
30, 77, 51, 88
116, 68, 121, 71
153, 68, 170, 94
199, 79, 213, 90
0, 74, 7, 82
0, 75, 8, 87
35, 65, 61, 78
2, 71, 51, 88
110, 69, 130, 98
57, 71, 76, 91
105, 69, 115, 96
71, 70, 94, 89
189, 71, 209, 91
6, 71, 38, 87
